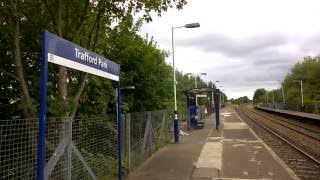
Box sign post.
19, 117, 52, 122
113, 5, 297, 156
38, 31, 121, 180
116, 83, 122, 180
38, 31, 49, 180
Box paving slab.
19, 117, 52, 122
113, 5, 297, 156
128, 115, 215, 180
128, 107, 299, 180
223, 140, 289, 179
191, 107, 299, 180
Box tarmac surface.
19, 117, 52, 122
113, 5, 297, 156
128, 106, 299, 180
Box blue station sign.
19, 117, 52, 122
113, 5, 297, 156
38, 30, 122, 180
44, 30, 120, 81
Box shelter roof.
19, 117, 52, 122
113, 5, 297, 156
183, 87, 218, 95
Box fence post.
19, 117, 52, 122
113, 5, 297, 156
67, 118, 72, 180
159, 112, 166, 144
141, 112, 151, 156
147, 112, 152, 155
126, 113, 131, 172
149, 112, 153, 153
63, 119, 72, 180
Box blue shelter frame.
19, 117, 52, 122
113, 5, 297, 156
184, 88, 220, 129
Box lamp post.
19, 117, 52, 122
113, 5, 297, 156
186, 72, 207, 106
195, 73, 207, 88
293, 80, 304, 110
280, 82, 285, 109
272, 90, 275, 108
172, 22, 200, 143
186, 72, 207, 88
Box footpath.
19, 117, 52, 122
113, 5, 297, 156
128, 106, 299, 180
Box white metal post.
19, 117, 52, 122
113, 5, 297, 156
300, 80, 304, 107
272, 90, 275, 108
171, 23, 199, 143
281, 85, 285, 108
195, 76, 198, 106
211, 83, 214, 105
171, 27, 179, 143
171, 27, 177, 115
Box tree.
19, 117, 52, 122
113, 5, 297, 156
253, 56, 320, 112
0, 0, 188, 119
282, 56, 320, 111
1, 1, 198, 178
253, 88, 267, 104
232, 96, 250, 105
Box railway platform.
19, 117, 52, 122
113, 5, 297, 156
128, 106, 299, 180
256, 105, 320, 121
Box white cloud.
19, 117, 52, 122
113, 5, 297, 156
140, 0, 320, 99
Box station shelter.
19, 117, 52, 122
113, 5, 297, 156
184, 88, 220, 129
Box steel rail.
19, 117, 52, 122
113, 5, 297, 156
250, 109, 320, 141
239, 107, 320, 165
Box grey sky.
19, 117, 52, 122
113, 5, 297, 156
140, 0, 320, 99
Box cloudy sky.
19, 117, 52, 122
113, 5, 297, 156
140, 0, 320, 99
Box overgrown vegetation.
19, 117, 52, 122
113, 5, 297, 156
0, 0, 214, 119
0, 1, 216, 178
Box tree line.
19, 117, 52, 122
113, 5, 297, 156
0, 2, 228, 178
0, 0, 218, 120
253, 56, 320, 113
230, 96, 250, 105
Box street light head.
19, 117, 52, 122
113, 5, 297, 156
215, 80, 220, 82
185, 73, 192, 76
200, 73, 207, 75
185, 22, 200, 28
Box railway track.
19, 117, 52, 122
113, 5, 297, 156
250, 108, 320, 164
252, 109, 320, 141
237, 106, 320, 180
